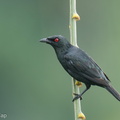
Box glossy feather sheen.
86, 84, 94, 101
57, 45, 109, 87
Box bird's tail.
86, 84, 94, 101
105, 85, 120, 101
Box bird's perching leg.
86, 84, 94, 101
72, 84, 91, 102
69, 0, 86, 120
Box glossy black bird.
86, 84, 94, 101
40, 35, 120, 101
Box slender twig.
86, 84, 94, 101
69, 0, 86, 120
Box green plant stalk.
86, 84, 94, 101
69, 0, 83, 120
70, 0, 77, 46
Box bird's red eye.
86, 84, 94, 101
54, 38, 59, 42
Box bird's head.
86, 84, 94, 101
40, 35, 71, 49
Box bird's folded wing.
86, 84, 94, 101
64, 54, 110, 84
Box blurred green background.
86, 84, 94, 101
0, 0, 120, 120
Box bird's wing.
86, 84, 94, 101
64, 51, 110, 85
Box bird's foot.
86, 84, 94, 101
72, 93, 82, 102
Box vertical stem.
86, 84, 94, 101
70, 0, 77, 46
69, 0, 85, 120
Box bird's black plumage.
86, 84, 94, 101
40, 35, 120, 101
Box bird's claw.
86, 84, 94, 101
72, 93, 82, 102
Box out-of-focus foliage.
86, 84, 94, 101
0, 0, 120, 120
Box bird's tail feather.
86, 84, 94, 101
105, 85, 120, 101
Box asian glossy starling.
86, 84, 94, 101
40, 35, 120, 101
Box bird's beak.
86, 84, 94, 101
39, 38, 50, 43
